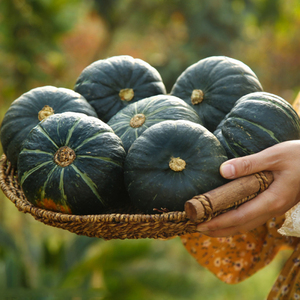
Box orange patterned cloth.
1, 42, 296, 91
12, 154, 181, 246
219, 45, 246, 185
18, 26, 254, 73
181, 215, 300, 299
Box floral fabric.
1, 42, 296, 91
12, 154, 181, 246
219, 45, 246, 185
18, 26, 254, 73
181, 215, 300, 299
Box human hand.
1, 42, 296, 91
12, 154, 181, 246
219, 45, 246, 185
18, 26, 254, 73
196, 140, 300, 237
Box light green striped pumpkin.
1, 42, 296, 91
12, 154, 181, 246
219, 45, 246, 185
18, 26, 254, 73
17, 112, 127, 215
107, 94, 203, 152
213, 92, 300, 158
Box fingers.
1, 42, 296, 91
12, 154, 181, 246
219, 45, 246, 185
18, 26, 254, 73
196, 181, 295, 237
196, 194, 272, 237
196, 210, 270, 237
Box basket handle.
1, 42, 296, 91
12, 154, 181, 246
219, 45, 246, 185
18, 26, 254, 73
184, 171, 274, 222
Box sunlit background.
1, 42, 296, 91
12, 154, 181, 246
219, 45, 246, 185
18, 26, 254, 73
0, 0, 299, 299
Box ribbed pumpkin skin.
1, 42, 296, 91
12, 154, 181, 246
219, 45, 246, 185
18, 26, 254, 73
107, 94, 203, 152
0, 86, 98, 167
124, 120, 228, 214
170, 56, 263, 132
18, 112, 127, 215
74, 55, 167, 122
214, 92, 300, 158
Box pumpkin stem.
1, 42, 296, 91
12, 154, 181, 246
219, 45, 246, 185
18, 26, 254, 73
38, 105, 55, 121
130, 114, 146, 128
54, 146, 76, 167
191, 89, 204, 105
169, 156, 186, 172
119, 88, 134, 101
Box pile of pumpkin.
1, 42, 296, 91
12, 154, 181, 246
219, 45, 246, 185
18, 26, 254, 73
1, 55, 300, 215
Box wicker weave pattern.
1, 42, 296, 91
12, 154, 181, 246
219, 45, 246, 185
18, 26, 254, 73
0, 155, 271, 240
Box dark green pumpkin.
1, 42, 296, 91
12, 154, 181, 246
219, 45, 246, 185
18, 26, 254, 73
170, 56, 263, 132
0, 86, 98, 167
18, 112, 127, 215
214, 92, 300, 158
107, 94, 203, 152
124, 120, 228, 214
74, 55, 167, 123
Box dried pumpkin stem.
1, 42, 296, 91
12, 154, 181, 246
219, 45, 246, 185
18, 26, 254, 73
169, 156, 186, 172
191, 89, 204, 105
119, 88, 134, 101
130, 114, 146, 128
54, 146, 76, 167
38, 105, 55, 121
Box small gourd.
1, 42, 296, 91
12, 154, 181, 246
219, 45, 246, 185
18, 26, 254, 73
170, 56, 263, 132
74, 55, 167, 122
17, 112, 127, 215
124, 120, 229, 214
107, 94, 203, 152
0, 86, 97, 167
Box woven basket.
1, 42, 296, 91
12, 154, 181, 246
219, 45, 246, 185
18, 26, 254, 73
0, 154, 273, 240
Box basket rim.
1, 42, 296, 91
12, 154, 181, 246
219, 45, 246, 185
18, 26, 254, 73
0, 153, 272, 240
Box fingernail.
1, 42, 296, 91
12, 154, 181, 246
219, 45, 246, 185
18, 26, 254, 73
220, 163, 235, 179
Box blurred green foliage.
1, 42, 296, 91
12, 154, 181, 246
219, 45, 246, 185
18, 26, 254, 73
0, 0, 299, 299
0, 0, 83, 101
0, 206, 291, 299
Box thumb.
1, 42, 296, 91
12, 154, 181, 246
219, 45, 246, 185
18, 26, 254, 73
220, 155, 260, 179
219, 141, 300, 180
